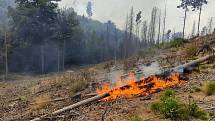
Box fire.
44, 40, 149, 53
96, 73, 185, 101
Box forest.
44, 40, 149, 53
1, 0, 215, 120
0, 0, 192, 75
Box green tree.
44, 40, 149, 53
8, 0, 60, 73
191, 0, 208, 36
177, 0, 192, 38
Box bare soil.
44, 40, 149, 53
1, 35, 215, 121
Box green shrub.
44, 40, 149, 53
188, 102, 207, 120
137, 48, 156, 57
129, 115, 142, 121
151, 90, 207, 120
151, 90, 183, 120
163, 89, 175, 98
202, 82, 215, 96
209, 112, 214, 117
159, 97, 181, 119
191, 86, 201, 93
169, 38, 187, 48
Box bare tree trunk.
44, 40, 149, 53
41, 45, 44, 74
208, 17, 213, 34
128, 7, 134, 56
182, 7, 187, 38
149, 7, 157, 44
62, 40, 65, 71
4, 30, 8, 80
157, 10, 161, 44
57, 47, 60, 73
124, 14, 129, 58
114, 28, 118, 65
162, 1, 167, 42
197, 6, 202, 36
191, 21, 196, 37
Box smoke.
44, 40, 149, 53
108, 69, 124, 84
138, 61, 162, 77
59, 0, 215, 36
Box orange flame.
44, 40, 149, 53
96, 73, 185, 101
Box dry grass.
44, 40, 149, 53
201, 81, 215, 96
31, 94, 51, 110
185, 44, 198, 58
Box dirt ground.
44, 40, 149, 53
1, 35, 215, 121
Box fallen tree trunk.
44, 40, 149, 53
31, 93, 110, 121
31, 54, 215, 121
172, 54, 215, 73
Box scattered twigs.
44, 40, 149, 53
101, 107, 108, 121
208, 115, 215, 121
30, 97, 66, 105
200, 107, 215, 111
143, 115, 160, 121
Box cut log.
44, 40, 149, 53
30, 93, 110, 121
172, 54, 215, 73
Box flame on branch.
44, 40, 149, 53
97, 73, 185, 101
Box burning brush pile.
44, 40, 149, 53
96, 72, 185, 101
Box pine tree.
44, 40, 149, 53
86, 1, 93, 18
191, 0, 208, 36
177, 0, 192, 38
9, 0, 60, 73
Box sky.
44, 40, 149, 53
58, 0, 215, 37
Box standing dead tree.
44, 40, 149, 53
157, 9, 162, 44
208, 17, 214, 34
141, 21, 148, 47
135, 11, 142, 50
191, 21, 196, 37
4, 29, 8, 80
148, 7, 158, 45
162, 0, 167, 43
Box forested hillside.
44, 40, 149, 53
0, 0, 132, 74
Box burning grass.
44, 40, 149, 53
97, 73, 185, 101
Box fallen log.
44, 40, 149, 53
31, 93, 110, 121
31, 54, 215, 121
171, 54, 215, 73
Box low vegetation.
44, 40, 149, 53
190, 86, 201, 93
129, 115, 142, 121
185, 44, 198, 58
169, 38, 187, 48
137, 47, 156, 57
31, 94, 51, 110
201, 81, 215, 96
159, 38, 187, 48
151, 90, 207, 120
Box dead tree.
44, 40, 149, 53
208, 17, 213, 34
157, 9, 162, 44
4, 30, 8, 80
141, 21, 148, 47
162, 0, 167, 42
148, 7, 158, 44
191, 21, 196, 37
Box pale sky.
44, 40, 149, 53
59, 0, 215, 37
